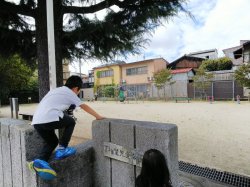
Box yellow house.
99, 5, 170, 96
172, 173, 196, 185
120, 58, 168, 97
93, 58, 168, 97
93, 61, 125, 87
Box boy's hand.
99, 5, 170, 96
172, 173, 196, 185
96, 115, 105, 120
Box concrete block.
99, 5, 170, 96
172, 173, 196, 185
0, 122, 3, 187
110, 120, 135, 187
0, 118, 28, 187
1, 122, 13, 187
20, 124, 42, 186
37, 141, 94, 187
92, 119, 111, 187
0, 118, 95, 187
135, 121, 179, 187
10, 124, 24, 187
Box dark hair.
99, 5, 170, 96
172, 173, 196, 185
65, 75, 83, 90
136, 149, 172, 187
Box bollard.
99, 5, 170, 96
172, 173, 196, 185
10, 98, 19, 119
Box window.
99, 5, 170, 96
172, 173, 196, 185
124, 84, 148, 97
126, 66, 147, 75
99, 70, 114, 78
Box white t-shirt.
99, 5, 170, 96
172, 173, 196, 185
32, 86, 83, 125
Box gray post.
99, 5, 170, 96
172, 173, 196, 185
46, 0, 57, 89
9, 98, 19, 119
212, 82, 214, 97
232, 80, 235, 101
193, 83, 196, 99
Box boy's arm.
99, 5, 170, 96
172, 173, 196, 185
80, 103, 105, 120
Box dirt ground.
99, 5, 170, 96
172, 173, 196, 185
1, 100, 250, 177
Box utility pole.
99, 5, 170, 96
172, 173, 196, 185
46, 0, 57, 89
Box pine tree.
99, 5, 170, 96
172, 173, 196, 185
0, 0, 187, 99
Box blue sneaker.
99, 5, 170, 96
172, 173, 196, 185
54, 147, 76, 160
28, 159, 57, 180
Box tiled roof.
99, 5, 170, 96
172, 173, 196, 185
171, 68, 193, 74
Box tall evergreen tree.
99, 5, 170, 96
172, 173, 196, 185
0, 0, 187, 99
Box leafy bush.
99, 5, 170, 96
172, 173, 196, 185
0, 55, 38, 104
235, 63, 250, 88
200, 57, 232, 71
103, 86, 115, 97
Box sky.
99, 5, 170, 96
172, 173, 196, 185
7, 0, 250, 74
70, 0, 250, 74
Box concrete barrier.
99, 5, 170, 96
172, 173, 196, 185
1, 118, 232, 187
92, 119, 179, 187
0, 118, 94, 187
0, 118, 179, 186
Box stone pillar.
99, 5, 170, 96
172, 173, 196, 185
0, 118, 94, 187
93, 119, 179, 187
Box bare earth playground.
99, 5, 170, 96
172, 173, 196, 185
1, 100, 250, 177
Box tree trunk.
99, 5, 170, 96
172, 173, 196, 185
36, 0, 50, 100
36, 0, 63, 100
54, 0, 63, 87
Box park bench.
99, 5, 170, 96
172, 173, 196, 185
19, 113, 33, 121
173, 97, 191, 103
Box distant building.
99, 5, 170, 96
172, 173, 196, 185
229, 41, 250, 96
188, 49, 218, 59
168, 55, 204, 71
233, 40, 250, 63
121, 58, 168, 97
88, 70, 94, 87
223, 40, 250, 69
93, 58, 168, 98
93, 61, 125, 87
170, 68, 195, 97
241, 41, 250, 64
63, 59, 71, 84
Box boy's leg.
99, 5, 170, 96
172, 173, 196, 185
34, 125, 59, 161
58, 114, 76, 147
54, 114, 76, 160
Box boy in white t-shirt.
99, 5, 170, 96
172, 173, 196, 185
28, 75, 104, 180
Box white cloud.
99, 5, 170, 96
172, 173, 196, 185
180, 0, 250, 56
71, 0, 250, 73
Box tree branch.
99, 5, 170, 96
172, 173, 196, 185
0, 1, 35, 18
62, 0, 119, 14
62, 0, 177, 15
62, 0, 134, 14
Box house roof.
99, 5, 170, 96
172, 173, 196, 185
188, 48, 217, 56
93, 60, 126, 69
243, 41, 250, 47
122, 57, 168, 66
222, 45, 242, 54
233, 48, 243, 59
93, 58, 168, 69
168, 55, 204, 68
171, 68, 193, 74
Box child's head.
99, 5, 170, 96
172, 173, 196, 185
139, 149, 171, 187
65, 76, 83, 91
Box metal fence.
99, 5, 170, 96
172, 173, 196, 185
188, 80, 243, 100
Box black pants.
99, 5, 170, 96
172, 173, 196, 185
34, 114, 76, 161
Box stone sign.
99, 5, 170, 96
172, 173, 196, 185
103, 142, 143, 167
